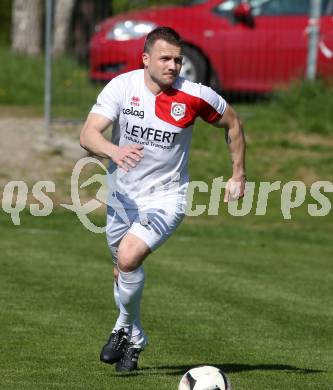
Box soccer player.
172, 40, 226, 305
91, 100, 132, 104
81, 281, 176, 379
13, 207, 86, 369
80, 27, 246, 372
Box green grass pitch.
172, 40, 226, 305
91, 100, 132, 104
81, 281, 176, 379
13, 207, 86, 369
1, 29, 333, 389
0, 208, 332, 389
1, 73, 333, 388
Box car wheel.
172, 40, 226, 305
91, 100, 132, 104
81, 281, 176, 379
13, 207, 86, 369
180, 45, 207, 84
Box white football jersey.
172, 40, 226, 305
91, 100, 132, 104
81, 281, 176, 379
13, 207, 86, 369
90, 69, 227, 210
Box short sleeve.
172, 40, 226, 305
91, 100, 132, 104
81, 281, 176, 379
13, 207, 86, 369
198, 84, 227, 123
90, 76, 123, 121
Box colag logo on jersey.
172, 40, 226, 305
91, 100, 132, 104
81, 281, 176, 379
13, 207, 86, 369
171, 102, 186, 121
122, 107, 144, 119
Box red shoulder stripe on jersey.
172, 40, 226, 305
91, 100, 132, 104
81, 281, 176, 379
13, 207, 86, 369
199, 98, 223, 124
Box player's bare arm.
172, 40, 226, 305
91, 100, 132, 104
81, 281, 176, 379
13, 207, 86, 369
80, 113, 144, 171
214, 104, 246, 202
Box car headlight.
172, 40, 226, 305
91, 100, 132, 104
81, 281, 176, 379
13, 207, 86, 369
106, 20, 157, 41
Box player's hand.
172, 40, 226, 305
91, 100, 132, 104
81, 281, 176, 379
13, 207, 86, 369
224, 175, 246, 202
110, 144, 144, 171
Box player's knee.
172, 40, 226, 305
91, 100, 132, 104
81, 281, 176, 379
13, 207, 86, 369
117, 248, 139, 272
118, 260, 139, 272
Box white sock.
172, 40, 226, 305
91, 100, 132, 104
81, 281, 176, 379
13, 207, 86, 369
114, 280, 142, 334
114, 267, 145, 335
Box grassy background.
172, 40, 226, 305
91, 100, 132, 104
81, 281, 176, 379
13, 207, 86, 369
1, 114, 333, 389
1, 40, 333, 389
0, 46, 102, 118
0, 206, 332, 389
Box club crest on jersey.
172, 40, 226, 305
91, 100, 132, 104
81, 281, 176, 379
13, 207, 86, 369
171, 102, 186, 121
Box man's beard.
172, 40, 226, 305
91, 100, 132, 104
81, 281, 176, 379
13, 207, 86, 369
151, 72, 176, 89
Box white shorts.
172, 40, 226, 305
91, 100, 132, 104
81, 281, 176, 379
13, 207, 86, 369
106, 202, 185, 264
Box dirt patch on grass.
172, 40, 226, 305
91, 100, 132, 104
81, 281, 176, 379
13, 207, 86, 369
0, 107, 87, 203
291, 132, 333, 148
295, 167, 320, 186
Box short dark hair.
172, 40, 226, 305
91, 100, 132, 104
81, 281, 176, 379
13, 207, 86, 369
144, 26, 182, 53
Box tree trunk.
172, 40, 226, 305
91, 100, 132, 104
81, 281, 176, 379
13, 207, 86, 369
53, 0, 76, 56
11, 0, 42, 55
71, 0, 111, 63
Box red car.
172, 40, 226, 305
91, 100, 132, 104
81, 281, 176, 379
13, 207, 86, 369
89, 0, 333, 93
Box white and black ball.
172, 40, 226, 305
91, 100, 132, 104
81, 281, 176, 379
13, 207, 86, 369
178, 366, 231, 390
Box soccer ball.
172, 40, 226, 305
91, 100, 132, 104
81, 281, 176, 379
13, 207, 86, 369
178, 366, 231, 390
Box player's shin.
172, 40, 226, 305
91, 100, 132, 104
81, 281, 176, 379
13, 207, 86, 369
114, 279, 146, 345
114, 266, 145, 334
